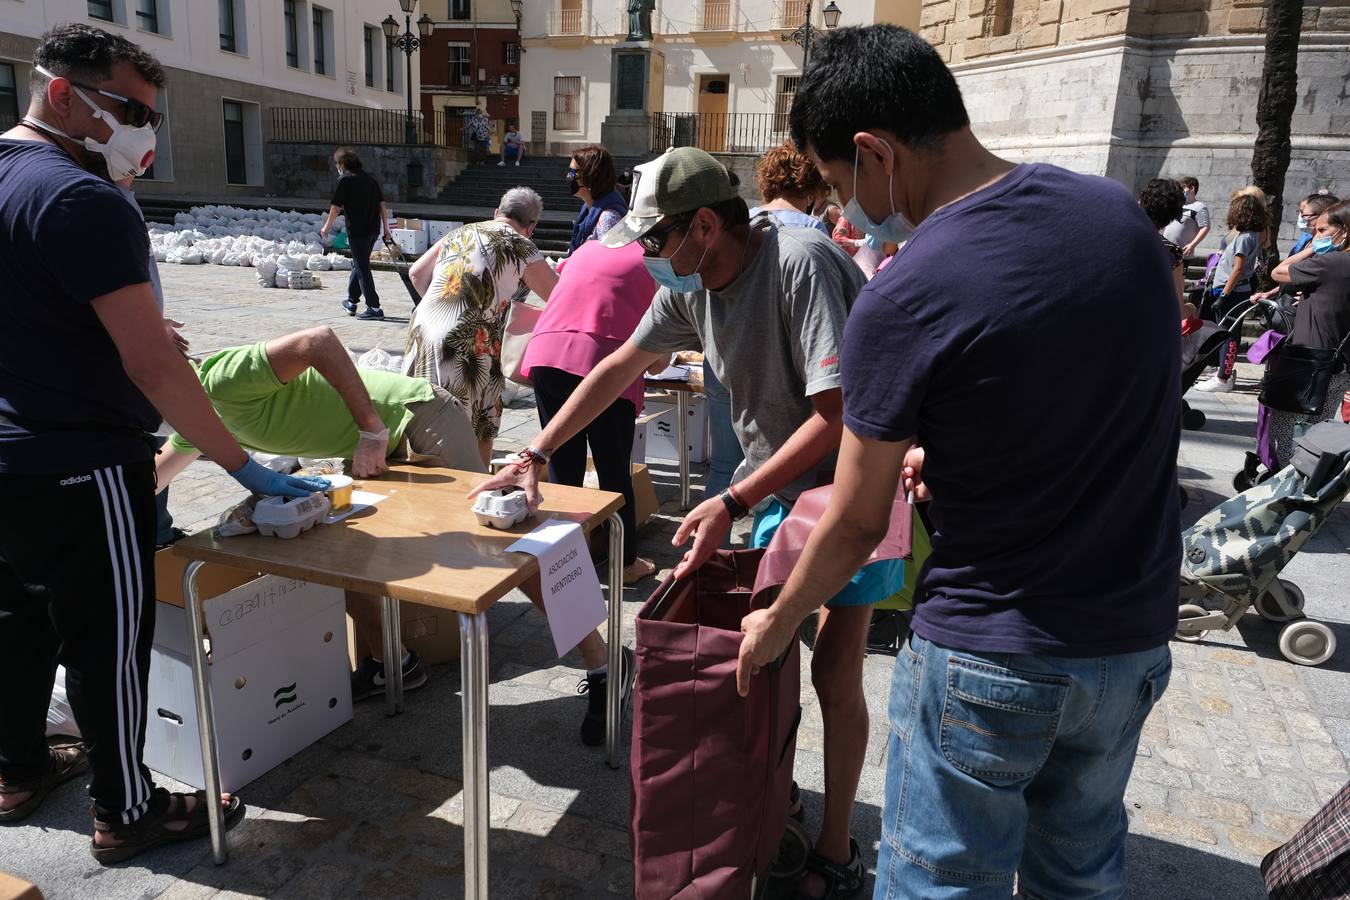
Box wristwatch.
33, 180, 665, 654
719, 487, 749, 521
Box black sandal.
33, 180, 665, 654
0, 741, 89, 824
90, 786, 245, 865
793, 836, 865, 899
788, 780, 805, 823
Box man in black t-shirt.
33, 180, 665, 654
320, 147, 393, 321
0, 24, 324, 863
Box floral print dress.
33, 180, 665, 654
403, 220, 543, 441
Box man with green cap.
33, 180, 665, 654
471, 146, 900, 896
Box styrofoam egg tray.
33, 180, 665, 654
471, 489, 530, 529
252, 493, 331, 539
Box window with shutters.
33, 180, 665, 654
773, 75, 799, 134
553, 76, 581, 132
449, 44, 471, 87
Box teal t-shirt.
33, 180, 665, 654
170, 342, 435, 457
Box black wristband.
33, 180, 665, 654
719, 489, 749, 521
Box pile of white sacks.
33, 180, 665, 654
147, 204, 353, 289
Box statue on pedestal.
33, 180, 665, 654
627, 0, 655, 42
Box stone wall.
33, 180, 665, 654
265, 143, 466, 203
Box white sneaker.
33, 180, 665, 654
497, 160, 505, 167
514, 161, 520, 167
1195, 374, 1235, 393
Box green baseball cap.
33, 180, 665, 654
601, 147, 741, 248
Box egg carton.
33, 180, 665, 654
471, 489, 530, 529
252, 493, 331, 539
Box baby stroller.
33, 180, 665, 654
1180, 297, 1291, 431
1176, 420, 1350, 666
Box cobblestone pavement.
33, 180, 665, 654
3, 263, 1349, 899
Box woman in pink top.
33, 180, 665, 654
522, 239, 658, 586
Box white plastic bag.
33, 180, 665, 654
47, 666, 80, 738
306, 254, 331, 271
256, 258, 278, 287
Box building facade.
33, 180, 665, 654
0, 0, 420, 197
518, 0, 921, 156
418, 0, 521, 146
920, 0, 1350, 244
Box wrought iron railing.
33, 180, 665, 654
548, 6, 586, 36
695, 0, 734, 31
270, 107, 426, 145
433, 110, 469, 148
652, 112, 791, 154
774, 0, 808, 29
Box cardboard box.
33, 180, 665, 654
154, 549, 259, 609
637, 395, 708, 464
145, 576, 352, 793
578, 462, 657, 528
346, 601, 462, 669
0, 873, 42, 900
426, 220, 463, 244
391, 228, 427, 256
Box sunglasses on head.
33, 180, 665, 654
70, 80, 164, 132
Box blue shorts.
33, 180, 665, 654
750, 499, 904, 608
504, 145, 521, 159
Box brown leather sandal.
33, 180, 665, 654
90, 786, 245, 865
0, 741, 89, 824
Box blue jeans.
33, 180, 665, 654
701, 365, 743, 499
348, 232, 381, 309
874, 633, 1171, 900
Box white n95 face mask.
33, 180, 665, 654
28, 65, 157, 181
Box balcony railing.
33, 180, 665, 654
774, 0, 808, 30
548, 6, 586, 36
652, 112, 790, 155
695, 1, 734, 32
271, 107, 426, 145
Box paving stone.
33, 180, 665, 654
1215, 746, 1263, 779
1286, 709, 1336, 743
1198, 696, 1233, 716
1130, 758, 1193, 789
1226, 827, 1285, 860
1157, 746, 1207, 772
153, 882, 220, 900
1298, 740, 1348, 775
1179, 791, 1253, 827
1192, 773, 1265, 803
1256, 745, 1297, 771
1265, 774, 1321, 814
1248, 717, 1292, 747
1123, 777, 1171, 809
1212, 649, 1257, 667
1259, 809, 1311, 839
1142, 810, 1218, 845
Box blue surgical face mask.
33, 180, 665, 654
1311, 236, 1343, 255
643, 231, 708, 292
842, 142, 915, 246
1297, 215, 1309, 231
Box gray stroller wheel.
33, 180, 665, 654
1176, 604, 1210, 642
1279, 620, 1337, 666
1255, 580, 1306, 623
770, 817, 811, 880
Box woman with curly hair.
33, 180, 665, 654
1196, 192, 1267, 392
748, 139, 831, 235
1138, 177, 1189, 315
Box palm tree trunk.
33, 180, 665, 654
1250, 0, 1305, 242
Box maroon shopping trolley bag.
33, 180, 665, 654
630, 484, 912, 899
1262, 779, 1350, 899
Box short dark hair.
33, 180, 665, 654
1139, 178, 1185, 230
675, 195, 750, 233
571, 145, 616, 197
789, 24, 969, 163
334, 147, 363, 171
1226, 194, 1268, 234
31, 23, 165, 96
1302, 192, 1340, 218
1178, 176, 1199, 192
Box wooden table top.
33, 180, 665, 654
173, 466, 624, 615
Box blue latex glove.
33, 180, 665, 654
229, 459, 331, 498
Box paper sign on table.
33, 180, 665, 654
507, 519, 607, 658
647, 364, 691, 382
322, 490, 388, 525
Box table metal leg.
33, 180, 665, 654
182, 561, 228, 865
380, 595, 404, 716
458, 611, 491, 900
678, 390, 692, 510
605, 512, 625, 770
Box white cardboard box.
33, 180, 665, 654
145, 576, 352, 793
426, 221, 462, 244
637, 395, 708, 464
390, 228, 427, 256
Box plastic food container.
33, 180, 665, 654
324, 474, 354, 512
251, 493, 331, 539
471, 489, 530, 529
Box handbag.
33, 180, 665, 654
498, 293, 546, 387
1259, 334, 1350, 416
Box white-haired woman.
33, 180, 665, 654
406, 187, 558, 465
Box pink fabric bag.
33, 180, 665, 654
630, 484, 912, 899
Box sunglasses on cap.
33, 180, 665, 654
69, 80, 164, 132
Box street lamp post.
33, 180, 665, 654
782, 1, 842, 70
383, 2, 434, 201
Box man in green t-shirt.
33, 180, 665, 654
156, 325, 483, 699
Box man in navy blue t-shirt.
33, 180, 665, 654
0, 24, 323, 864
734, 25, 1180, 898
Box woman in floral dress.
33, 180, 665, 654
406, 187, 557, 465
